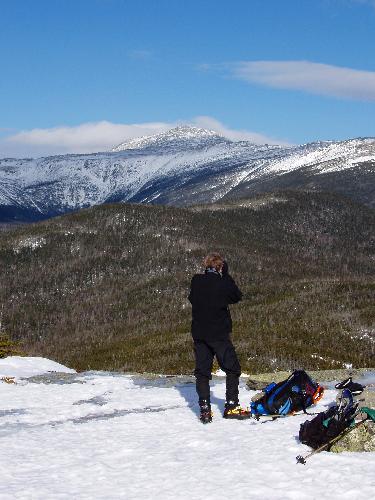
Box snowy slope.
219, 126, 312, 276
0, 356, 75, 379
1, 127, 375, 221
1, 357, 374, 499
260, 137, 375, 176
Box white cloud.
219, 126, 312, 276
1, 121, 172, 158
230, 60, 375, 101
192, 116, 290, 145
0, 118, 287, 158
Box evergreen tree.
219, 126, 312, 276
0, 308, 23, 358
0, 333, 23, 358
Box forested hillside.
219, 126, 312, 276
0, 190, 374, 373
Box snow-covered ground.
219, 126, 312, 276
0, 356, 75, 379
0, 357, 374, 500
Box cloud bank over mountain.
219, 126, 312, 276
0, 117, 287, 158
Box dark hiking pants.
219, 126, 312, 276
193, 339, 241, 404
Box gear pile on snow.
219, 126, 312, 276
250, 370, 324, 417
296, 376, 375, 464
299, 388, 360, 450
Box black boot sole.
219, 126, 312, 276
200, 417, 213, 424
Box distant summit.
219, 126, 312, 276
1, 130, 374, 222
111, 126, 227, 152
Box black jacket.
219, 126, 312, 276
188, 271, 242, 341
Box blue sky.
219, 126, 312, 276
1, 0, 375, 156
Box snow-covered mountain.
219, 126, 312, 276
1, 126, 374, 222
112, 125, 226, 151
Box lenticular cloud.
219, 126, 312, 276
232, 60, 375, 101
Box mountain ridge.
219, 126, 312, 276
1, 126, 375, 222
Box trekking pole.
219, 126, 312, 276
251, 410, 320, 423
296, 416, 369, 465
260, 413, 319, 424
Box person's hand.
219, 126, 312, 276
221, 260, 228, 276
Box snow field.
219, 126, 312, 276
0, 356, 75, 380
0, 360, 374, 499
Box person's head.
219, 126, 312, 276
203, 252, 224, 272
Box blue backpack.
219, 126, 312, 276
250, 370, 324, 416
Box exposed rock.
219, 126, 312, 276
361, 388, 375, 408
245, 368, 374, 391
330, 419, 375, 453
246, 379, 270, 391
25, 372, 85, 385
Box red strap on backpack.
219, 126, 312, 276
312, 385, 324, 404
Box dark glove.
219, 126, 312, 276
221, 260, 228, 276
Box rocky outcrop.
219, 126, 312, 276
331, 388, 375, 453
330, 419, 375, 453
246, 369, 373, 390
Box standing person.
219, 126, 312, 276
188, 252, 250, 423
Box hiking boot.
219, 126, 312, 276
223, 401, 251, 420
199, 400, 213, 424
